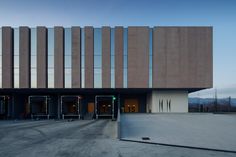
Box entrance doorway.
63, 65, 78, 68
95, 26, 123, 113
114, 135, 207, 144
61, 95, 81, 119
124, 99, 139, 113
88, 102, 95, 113
29, 96, 50, 119
95, 95, 115, 120
0, 96, 10, 119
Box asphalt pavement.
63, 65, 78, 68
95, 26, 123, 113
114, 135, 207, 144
0, 119, 235, 157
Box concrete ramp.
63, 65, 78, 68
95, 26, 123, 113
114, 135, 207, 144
120, 113, 236, 152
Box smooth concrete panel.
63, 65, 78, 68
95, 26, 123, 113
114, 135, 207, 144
127, 27, 149, 88
37, 27, 48, 88
54, 27, 64, 88
2, 27, 13, 88
102, 27, 111, 88
148, 90, 188, 113
115, 27, 124, 88
153, 27, 213, 89
84, 27, 94, 88
71, 27, 81, 88
19, 27, 30, 88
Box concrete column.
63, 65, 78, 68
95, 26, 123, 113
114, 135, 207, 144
54, 27, 64, 88
115, 27, 123, 88
19, 27, 31, 88
71, 26, 81, 88
37, 27, 48, 88
2, 27, 14, 88
84, 26, 94, 88
102, 26, 111, 88
127, 27, 149, 88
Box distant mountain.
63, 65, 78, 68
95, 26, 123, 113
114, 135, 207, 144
188, 97, 236, 106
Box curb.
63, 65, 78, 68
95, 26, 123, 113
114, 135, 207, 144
120, 138, 236, 154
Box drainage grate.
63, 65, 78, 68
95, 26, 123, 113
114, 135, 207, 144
142, 137, 150, 140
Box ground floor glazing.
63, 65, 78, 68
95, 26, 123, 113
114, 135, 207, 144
0, 89, 190, 120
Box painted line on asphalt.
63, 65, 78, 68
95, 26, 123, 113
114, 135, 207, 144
120, 138, 236, 154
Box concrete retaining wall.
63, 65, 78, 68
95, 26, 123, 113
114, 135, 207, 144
147, 90, 188, 113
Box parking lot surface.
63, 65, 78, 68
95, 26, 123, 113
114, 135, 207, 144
0, 119, 235, 157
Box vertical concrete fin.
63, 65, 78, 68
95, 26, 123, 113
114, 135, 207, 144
2, 27, 14, 88
19, 26, 31, 88
84, 26, 94, 88
102, 26, 111, 88
37, 26, 48, 88
54, 26, 64, 88
115, 26, 124, 88
71, 26, 81, 88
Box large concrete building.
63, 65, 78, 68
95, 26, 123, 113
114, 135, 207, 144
0, 26, 213, 119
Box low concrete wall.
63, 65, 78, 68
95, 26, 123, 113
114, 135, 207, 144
147, 90, 188, 113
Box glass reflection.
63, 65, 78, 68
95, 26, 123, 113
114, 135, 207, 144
65, 68, 71, 88
14, 28, 19, 88
48, 28, 54, 88
94, 56, 101, 68
65, 28, 72, 88
31, 68, 37, 88
94, 69, 102, 88
94, 28, 102, 55
94, 28, 102, 88
31, 28, 37, 88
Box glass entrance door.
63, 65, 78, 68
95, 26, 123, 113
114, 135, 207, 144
95, 95, 115, 119
124, 99, 139, 113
